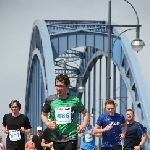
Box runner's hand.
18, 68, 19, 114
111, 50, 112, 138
48, 142, 53, 148
20, 127, 25, 133
88, 130, 93, 135
119, 133, 125, 140
134, 145, 141, 150
4, 129, 9, 134
104, 124, 113, 131
78, 124, 86, 133
47, 121, 58, 130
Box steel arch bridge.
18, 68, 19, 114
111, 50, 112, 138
25, 20, 150, 148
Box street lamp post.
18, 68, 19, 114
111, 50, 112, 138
78, 76, 85, 93
106, 0, 145, 100
64, 58, 66, 75
91, 108, 100, 117
90, 98, 104, 117
63, 58, 85, 93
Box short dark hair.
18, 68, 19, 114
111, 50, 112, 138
9, 100, 21, 110
55, 74, 70, 86
105, 99, 116, 107
126, 109, 134, 114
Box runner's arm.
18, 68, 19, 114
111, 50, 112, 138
93, 132, 102, 138
94, 133, 102, 138
88, 130, 102, 138
1, 125, 6, 132
94, 124, 113, 133
41, 139, 53, 149
41, 112, 57, 130
41, 98, 51, 126
121, 122, 127, 136
139, 132, 148, 147
78, 109, 89, 133
81, 109, 89, 127
78, 132, 83, 137
41, 112, 49, 126
24, 129, 31, 134
94, 124, 105, 133
1, 125, 8, 134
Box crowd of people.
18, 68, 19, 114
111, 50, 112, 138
1, 74, 148, 150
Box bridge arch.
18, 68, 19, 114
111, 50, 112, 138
25, 20, 150, 149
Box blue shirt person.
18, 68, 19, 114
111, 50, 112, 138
78, 119, 101, 150
94, 99, 127, 150
123, 109, 148, 150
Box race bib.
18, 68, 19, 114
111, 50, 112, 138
55, 107, 71, 124
9, 130, 21, 141
85, 134, 93, 142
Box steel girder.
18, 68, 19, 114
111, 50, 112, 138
25, 20, 150, 148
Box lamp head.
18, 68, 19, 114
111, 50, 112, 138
131, 38, 145, 52
78, 86, 85, 93
90, 114, 94, 117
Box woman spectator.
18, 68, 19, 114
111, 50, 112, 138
25, 133, 35, 150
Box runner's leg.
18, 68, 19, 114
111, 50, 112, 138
101, 147, 114, 150
114, 145, 122, 150
53, 141, 65, 150
64, 140, 77, 150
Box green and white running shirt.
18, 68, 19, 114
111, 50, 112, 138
42, 94, 85, 142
